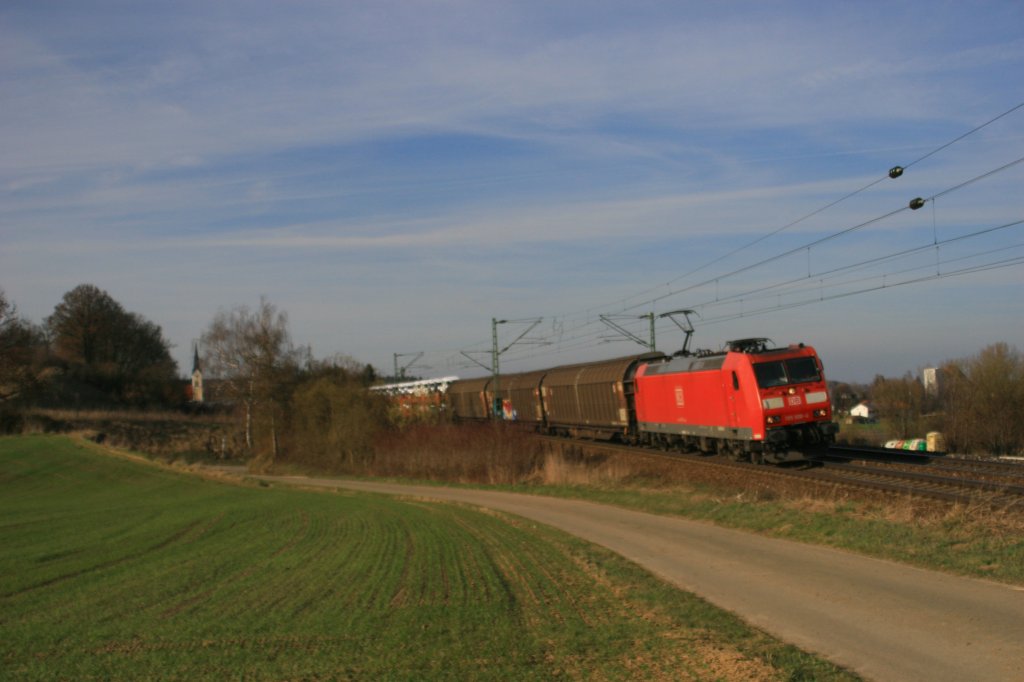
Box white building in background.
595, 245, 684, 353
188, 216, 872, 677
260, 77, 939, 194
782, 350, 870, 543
922, 367, 940, 396
850, 401, 875, 421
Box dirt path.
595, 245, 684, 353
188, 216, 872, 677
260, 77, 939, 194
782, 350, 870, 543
251, 473, 1024, 682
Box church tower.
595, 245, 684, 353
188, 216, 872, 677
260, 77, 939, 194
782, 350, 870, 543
191, 344, 204, 403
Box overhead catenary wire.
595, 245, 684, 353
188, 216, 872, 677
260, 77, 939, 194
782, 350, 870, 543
452, 240, 1024, 371
679, 218, 1024, 312
567, 100, 1024, 317
694, 254, 1024, 327
485, 104, 1024, 364
700, 242, 1024, 317
494, 158, 1024, 365
516, 244, 1024, 355
455, 215, 1024, 372
622, 153, 1024, 313
428, 102, 1024, 374
902, 101, 1024, 172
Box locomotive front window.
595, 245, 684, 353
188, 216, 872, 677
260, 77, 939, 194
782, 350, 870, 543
785, 357, 821, 384
753, 361, 787, 388
754, 357, 822, 388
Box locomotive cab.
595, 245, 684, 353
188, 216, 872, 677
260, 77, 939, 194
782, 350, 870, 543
738, 343, 838, 461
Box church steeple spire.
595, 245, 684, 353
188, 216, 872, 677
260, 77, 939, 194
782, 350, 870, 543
190, 343, 204, 403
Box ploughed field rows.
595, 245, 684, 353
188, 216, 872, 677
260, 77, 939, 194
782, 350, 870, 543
0, 436, 854, 681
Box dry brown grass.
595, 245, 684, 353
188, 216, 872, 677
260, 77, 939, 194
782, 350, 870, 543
366, 423, 546, 484
17, 407, 239, 460
521, 438, 1024, 542
778, 484, 1024, 540
24, 407, 231, 424
535, 451, 642, 486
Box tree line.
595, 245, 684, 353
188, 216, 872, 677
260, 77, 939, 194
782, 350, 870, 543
831, 343, 1024, 455
198, 296, 388, 467
3, 285, 1021, 457
870, 344, 1024, 455
0, 285, 389, 464
1, 285, 179, 414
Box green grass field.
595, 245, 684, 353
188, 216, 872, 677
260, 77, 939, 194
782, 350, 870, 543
1, 436, 857, 681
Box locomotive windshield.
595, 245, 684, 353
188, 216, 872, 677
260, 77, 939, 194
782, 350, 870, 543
786, 357, 821, 383
753, 357, 821, 388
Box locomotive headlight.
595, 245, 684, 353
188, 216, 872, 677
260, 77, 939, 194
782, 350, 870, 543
766, 415, 781, 425
813, 408, 828, 418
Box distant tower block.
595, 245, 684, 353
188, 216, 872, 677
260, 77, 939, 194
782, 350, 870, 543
922, 367, 939, 396
191, 344, 204, 403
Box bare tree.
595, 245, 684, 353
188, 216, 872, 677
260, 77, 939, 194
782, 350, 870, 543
200, 297, 300, 457
871, 372, 926, 438
0, 290, 45, 408
941, 343, 1024, 454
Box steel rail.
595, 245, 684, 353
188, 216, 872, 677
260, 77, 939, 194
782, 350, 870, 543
821, 461, 1024, 495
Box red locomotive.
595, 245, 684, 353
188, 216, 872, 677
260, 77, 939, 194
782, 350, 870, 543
634, 338, 836, 463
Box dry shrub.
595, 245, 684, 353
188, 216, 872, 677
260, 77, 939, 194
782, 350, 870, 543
936, 493, 1024, 536
370, 423, 544, 484
283, 377, 390, 471
10, 408, 236, 459
24, 407, 230, 424
941, 344, 1024, 455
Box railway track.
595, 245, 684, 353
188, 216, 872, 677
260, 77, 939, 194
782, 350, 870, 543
812, 460, 1024, 505
539, 436, 1024, 507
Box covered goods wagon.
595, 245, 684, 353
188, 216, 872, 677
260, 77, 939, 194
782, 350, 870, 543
540, 353, 663, 440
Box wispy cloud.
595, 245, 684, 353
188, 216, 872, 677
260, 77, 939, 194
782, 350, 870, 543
1, 1, 1022, 380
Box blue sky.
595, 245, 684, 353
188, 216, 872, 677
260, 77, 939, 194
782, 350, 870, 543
2, 1, 1022, 383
